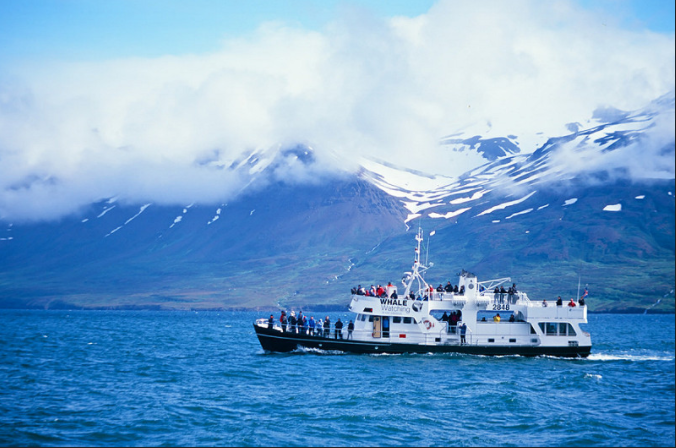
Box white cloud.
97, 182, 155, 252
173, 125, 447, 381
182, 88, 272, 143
0, 0, 674, 221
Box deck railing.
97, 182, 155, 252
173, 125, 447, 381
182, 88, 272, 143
256, 319, 476, 345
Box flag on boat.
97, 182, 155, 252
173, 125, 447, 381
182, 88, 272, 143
581, 287, 589, 299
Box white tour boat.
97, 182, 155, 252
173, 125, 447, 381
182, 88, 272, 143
254, 229, 592, 357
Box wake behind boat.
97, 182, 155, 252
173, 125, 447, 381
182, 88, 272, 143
254, 229, 591, 357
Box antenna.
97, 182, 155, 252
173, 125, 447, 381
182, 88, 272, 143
576, 275, 581, 301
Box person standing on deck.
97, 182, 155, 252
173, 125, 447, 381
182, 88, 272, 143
280, 311, 287, 332
460, 323, 468, 344
335, 318, 344, 339
289, 311, 297, 333
323, 316, 331, 337
308, 316, 316, 335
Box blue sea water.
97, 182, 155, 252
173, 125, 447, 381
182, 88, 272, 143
0, 311, 673, 447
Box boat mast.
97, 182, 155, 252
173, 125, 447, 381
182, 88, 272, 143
402, 227, 430, 297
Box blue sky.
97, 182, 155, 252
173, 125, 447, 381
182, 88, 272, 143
0, 0, 674, 221
0, 0, 673, 64
2, 0, 439, 63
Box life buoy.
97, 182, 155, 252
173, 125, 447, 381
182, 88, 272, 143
422, 318, 434, 330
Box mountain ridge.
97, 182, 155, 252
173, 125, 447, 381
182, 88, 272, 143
1, 93, 674, 313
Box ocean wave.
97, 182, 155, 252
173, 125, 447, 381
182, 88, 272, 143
587, 353, 674, 362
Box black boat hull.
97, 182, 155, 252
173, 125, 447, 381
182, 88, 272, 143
253, 325, 591, 358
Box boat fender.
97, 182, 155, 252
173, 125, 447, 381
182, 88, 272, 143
422, 318, 434, 330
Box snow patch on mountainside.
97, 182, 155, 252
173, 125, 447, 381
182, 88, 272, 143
207, 207, 222, 225
476, 191, 537, 217
105, 204, 151, 237
429, 207, 472, 219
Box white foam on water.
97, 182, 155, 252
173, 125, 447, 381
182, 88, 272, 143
584, 373, 602, 380
587, 353, 674, 362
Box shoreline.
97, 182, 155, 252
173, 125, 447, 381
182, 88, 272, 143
0, 304, 673, 314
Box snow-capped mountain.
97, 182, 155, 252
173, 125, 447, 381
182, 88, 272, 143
1, 93, 673, 312
361, 91, 675, 225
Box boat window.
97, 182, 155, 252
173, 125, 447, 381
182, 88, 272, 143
539, 322, 572, 336
368, 315, 374, 322
403, 317, 412, 324
393, 316, 402, 324
558, 323, 567, 336
530, 324, 537, 334
360, 315, 366, 321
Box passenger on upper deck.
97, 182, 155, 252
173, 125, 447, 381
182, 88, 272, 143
453, 285, 459, 293
441, 312, 449, 322
309, 316, 316, 334
387, 282, 396, 297
542, 299, 548, 307
579, 297, 586, 306
556, 296, 563, 306
437, 284, 444, 292
459, 285, 465, 295
509, 314, 515, 322
445, 282, 453, 292
568, 298, 577, 307
493, 313, 501, 322
358, 285, 365, 295
376, 285, 386, 298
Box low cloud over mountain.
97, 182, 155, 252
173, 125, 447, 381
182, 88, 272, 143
0, 0, 674, 222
